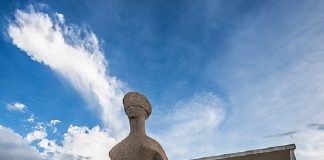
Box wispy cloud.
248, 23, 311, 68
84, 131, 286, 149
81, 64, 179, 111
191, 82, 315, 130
49, 120, 60, 126
6, 6, 129, 159
264, 130, 299, 139
205, 1, 324, 159
7, 6, 127, 136
49, 120, 61, 133
6, 102, 27, 112
155, 92, 225, 159
26, 114, 35, 123
308, 123, 324, 131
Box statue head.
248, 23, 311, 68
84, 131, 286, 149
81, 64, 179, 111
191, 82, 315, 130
123, 92, 152, 119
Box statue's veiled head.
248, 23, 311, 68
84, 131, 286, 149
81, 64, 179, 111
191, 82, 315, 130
123, 92, 152, 119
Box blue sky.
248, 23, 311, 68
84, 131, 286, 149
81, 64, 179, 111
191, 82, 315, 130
1, 0, 324, 159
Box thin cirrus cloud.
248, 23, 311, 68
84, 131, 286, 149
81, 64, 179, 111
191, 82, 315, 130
154, 92, 225, 160
204, 1, 324, 159
7, 6, 127, 136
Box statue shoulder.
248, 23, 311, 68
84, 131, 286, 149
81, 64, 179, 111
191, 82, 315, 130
144, 136, 168, 160
109, 138, 128, 158
109, 143, 119, 159
145, 136, 163, 148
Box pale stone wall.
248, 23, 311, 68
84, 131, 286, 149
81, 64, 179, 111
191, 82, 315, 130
193, 144, 296, 160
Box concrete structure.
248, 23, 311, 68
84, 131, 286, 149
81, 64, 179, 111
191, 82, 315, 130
193, 144, 296, 160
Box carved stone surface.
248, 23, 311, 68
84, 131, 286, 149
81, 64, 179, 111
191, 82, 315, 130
109, 92, 168, 160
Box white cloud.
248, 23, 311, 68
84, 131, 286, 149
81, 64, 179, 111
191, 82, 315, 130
50, 120, 61, 126
155, 92, 225, 160
1, 123, 117, 160
53, 125, 116, 160
293, 128, 324, 159
0, 125, 44, 160
26, 124, 116, 160
56, 13, 64, 23
26, 124, 47, 142
39, 138, 59, 155
43, 120, 61, 134
6, 6, 128, 160
18, 115, 117, 160
8, 6, 127, 136
26, 130, 47, 142
6, 102, 27, 112
26, 114, 35, 123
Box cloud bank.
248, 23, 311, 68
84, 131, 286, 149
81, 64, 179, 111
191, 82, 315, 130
0, 125, 43, 160
1, 123, 116, 160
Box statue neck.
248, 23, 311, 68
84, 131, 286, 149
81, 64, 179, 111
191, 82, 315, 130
129, 117, 146, 136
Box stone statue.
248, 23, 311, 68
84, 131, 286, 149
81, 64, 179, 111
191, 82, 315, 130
109, 92, 168, 160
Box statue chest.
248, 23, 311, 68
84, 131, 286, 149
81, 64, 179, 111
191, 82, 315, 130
109, 137, 164, 160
